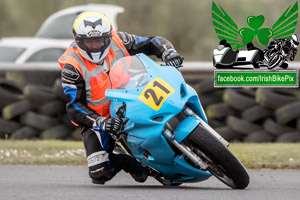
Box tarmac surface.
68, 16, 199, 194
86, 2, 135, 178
0, 165, 299, 200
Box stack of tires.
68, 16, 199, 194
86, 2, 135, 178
1, 73, 300, 143
193, 78, 300, 143
0, 77, 81, 140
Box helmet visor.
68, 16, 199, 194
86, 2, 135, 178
76, 34, 111, 53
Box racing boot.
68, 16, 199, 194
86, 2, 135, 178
110, 153, 148, 183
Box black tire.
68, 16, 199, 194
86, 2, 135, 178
23, 85, 56, 104
198, 93, 223, 108
272, 88, 300, 98
5, 70, 60, 87
20, 111, 60, 130
276, 132, 300, 143
0, 118, 22, 134
297, 119, 300, 131
214, 126, 242, 141
275, 101, 300, 125
262, 118, 295, 136
268, 53, 284, 69
207, 119, 226, 129
194, 78, 215, 94
186, 124, 249, 189
0, 78, 24, 108
241, 105, 271, 123
243, 130, 274, 143
226, 115, 263, 136
223, 89, 256, 111
38, 100, 66, 116
0, 78, 23, 93
205, 103, 236, 119
239, 88, 256, 98
10, 126, 40, 140
2, 100, 34, 120
41, 125, 73, 140
256, 88, 298, 110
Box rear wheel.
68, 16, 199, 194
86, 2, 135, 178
185, 124, 250, 189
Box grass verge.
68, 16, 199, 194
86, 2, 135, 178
0, 140, 299, 169
230, 143, 300, 169
0, 140, 86, 165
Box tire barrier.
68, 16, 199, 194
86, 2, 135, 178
0, 77, 81, 140
0, 73, 300, 142
186, 75, 300, 143
5, 70, 61, 87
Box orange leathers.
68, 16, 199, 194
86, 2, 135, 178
58, 30, 130, 118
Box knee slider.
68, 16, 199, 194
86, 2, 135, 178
89, 161, 116, 183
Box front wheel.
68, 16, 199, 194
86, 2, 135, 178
185, 124, 250, 189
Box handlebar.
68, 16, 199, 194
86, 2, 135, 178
113, 102, 128, 140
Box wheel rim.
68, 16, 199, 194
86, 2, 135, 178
193, 146, 237, 188
208, 162, 236, 188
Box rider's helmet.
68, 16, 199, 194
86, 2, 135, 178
290, 34, 299, 48
72, 11, 112, 64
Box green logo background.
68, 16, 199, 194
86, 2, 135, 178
212, 1, 298, 49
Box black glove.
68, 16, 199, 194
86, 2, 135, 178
162, 49, 184, 68
93, 116, 122, 135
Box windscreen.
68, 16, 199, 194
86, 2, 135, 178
0, 47, 25, 62
109, 55, 149, 89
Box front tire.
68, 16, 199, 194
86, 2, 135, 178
185, 124, 250, 189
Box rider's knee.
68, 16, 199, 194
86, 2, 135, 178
89, 161, 117, 184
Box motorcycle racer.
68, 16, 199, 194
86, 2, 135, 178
259, 34, 299, 69
58, 11, 183, 185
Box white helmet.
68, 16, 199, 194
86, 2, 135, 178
72, 11, 112, 64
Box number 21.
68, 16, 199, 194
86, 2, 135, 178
144, 81, 170, 106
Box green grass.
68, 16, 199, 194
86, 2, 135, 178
229, 143, 300, 169
0, 140, 86, 165
0, 140, 299, 169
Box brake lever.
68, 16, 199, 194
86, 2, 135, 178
116, 102, 126, 118
112, 102, 128, 141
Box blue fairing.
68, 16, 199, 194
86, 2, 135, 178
106, 53, 211, 183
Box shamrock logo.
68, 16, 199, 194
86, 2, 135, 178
212, 1, 298, 49
239, 15, 273, 47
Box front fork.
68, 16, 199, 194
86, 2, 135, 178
183, 107, 229, 147
162, 106, 229, 170
162, 129, 208, 170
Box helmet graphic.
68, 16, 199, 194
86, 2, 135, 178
72, 11, 112, 63
291, 34, 299, 48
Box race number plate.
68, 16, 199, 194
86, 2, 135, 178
139, 78, 175, 111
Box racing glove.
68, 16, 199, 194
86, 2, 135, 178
162, 49, 184, 68
93, 116, 123, 135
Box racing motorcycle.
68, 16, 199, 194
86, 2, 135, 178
257, 41, 294, 69
106, 53, 250, 189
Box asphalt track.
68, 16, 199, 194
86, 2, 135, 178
0, 165, 299, 200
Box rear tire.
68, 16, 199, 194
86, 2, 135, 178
185, 124, 250, 189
